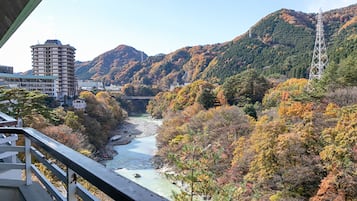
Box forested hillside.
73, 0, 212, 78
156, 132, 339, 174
75, 45, 147, 84
75, 4, 357, 89
145, 5, 357, 196
150, 53, 357, 199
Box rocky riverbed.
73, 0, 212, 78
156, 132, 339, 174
103, 115, 179, 199
97, 115, 161, 161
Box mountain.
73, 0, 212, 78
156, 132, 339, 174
75, 4, 357, 89
75, 45, 147, 83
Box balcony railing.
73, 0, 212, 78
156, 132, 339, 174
0, 112, 168, 201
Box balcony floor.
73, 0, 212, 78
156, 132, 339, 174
0, 179, 53, 201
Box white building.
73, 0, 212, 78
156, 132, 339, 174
31, 39, 77, 100
77, 80, 104, 91
0, 73, 56, 97
72, 99, 86, 110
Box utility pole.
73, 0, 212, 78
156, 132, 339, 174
309, 9, 328, 80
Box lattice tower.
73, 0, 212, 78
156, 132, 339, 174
309, 9, 328, 80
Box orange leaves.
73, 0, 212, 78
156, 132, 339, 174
339, 16, 357, 32
263, 78, 308, 108
310, 172, 341, 201
278, 101, 313, 120
281, 91, 290, 101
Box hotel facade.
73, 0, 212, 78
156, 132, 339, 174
31, 39, 77, 101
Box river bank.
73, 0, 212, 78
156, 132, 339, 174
102, 115, 179, 199
97, 115, 161, 161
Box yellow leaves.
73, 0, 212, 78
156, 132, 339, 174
197, 173, 210, 182
79, 149, 92, 157
169, 134, 189, 146
263, 78, 308, 108
182, 103, 205, 118
278, 101, 313, 120
79, 90, 95, 99
269, 191, 283, 201
246, 119, 286, 182
170, 80, 213, 110
324, 103, 339, 118
321, 104, 357, 171
232, 137, 247, 160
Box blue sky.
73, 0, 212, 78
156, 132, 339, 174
0, 0, 356, 72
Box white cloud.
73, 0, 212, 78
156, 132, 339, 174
306, 0, 357, 12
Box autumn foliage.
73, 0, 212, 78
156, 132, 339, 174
78, 91, 126, 149
156, 77, 357, 200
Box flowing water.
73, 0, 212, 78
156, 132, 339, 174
105, 115, 179, 200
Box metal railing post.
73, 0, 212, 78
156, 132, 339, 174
25, 136, 32, 185
10, 134, 17, 163
67, 167, 76, 201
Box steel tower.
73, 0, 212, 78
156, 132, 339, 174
309, 9, 328, 80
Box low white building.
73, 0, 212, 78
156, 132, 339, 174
0, 73, 56, 97
78, 80, 104, 91
72, 99, 86, 110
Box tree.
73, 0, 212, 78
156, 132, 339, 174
121, 84, 135, 96
243, 104, 257, 120
157, 105, 253, 198
78, 90, 126, 149
0, 88, 49, 124
222, 69, 271, 106
172, 80, 214, 110
40, 125, 86, 151
147, 91, 176, 118
337, 55, 357, 86
262, 78, 308, 108
196, 83, 216, 109
320, 105, 357, 198
65, 111, 84, 132
245, 117, 284, 187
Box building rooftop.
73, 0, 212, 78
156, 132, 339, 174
31, 39, 76, 50
45, 39, 62, 45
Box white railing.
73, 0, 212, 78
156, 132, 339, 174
0, 113, 167, 201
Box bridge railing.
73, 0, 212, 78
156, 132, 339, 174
0, 113, 167, 201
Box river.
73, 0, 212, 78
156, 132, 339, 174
105, 115, 179, 200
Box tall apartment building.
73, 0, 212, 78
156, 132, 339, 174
31, 39, 77, 101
